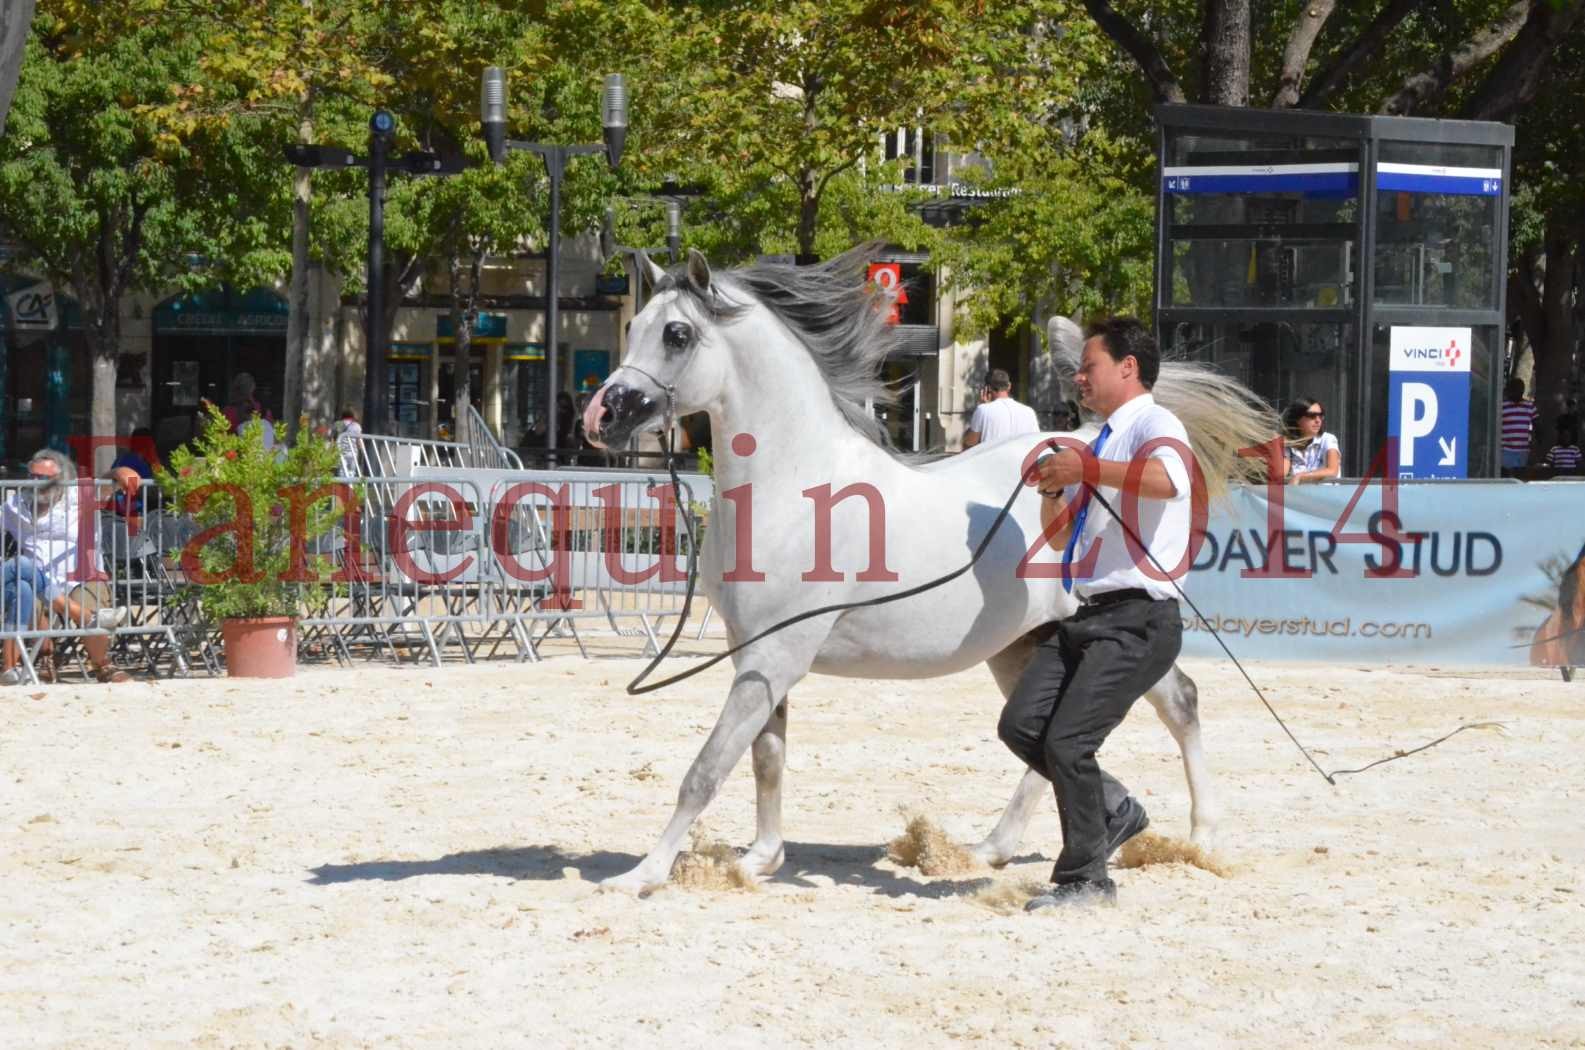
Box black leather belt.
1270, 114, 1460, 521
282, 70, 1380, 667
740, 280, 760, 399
1078, 587, 1153, 607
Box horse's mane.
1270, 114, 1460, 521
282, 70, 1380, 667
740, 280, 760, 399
1046, 318, 1281, 504
657, 244, 901, 448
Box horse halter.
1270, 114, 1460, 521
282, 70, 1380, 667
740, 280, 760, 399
610, 361, 678, 440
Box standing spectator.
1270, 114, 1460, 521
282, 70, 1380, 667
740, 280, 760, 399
1501, 378, 1536, 472
2, 449, 131, 685
224, 372, 277, 451
1545, 425, 1582, 472
962, 368, 1040, 449
334, 408, 362, 477
1281, 398, 1342, 484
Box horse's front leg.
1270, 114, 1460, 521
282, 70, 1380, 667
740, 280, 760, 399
601, 668, 790, 896
740, 695, 788, 879
971, 766, 1046, 867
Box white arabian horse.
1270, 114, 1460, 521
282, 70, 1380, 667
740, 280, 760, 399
585, 248, 1276, 895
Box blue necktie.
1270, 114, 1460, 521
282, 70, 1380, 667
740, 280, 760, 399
1061, 423, 1111, 593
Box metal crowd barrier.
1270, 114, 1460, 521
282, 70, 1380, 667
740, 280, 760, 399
352, 431, 523, 478
0, 460, 709, 683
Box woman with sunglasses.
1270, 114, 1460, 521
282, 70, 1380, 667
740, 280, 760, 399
1281, 398, 1341, 484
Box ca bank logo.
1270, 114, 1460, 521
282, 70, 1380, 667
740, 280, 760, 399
6, 283, 57, 330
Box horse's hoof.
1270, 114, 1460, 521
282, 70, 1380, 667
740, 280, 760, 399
599, 868, 663, 896
1190, 826, 1217, 851
740, 843, 785, 879
969, 839, 1014, 869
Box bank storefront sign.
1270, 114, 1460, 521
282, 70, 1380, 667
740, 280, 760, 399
1177, 481, 1582, 667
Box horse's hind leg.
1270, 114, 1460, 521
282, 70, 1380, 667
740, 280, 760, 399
740, 696, 788, 879
1142, 665, 1218, 848
970, 633, 1045, 867
602, 662, 801, 896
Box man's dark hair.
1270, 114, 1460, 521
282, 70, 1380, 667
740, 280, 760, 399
1504, 377, 1525, 402
986, 368, 1012, 393
1084, 316, 1160, 388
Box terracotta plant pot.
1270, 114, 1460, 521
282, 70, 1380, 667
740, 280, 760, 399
221, 616, 298, 678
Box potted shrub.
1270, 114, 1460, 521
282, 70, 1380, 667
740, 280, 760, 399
158, 404, 349, 678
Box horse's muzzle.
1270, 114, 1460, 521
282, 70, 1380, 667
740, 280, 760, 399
584, 382, 659, 448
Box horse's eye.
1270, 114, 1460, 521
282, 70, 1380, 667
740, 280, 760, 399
662, 321, 693, 354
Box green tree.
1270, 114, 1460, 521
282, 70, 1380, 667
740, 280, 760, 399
0, 16, 285, 459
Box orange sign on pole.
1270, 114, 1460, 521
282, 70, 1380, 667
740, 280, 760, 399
867, 262, 907, 324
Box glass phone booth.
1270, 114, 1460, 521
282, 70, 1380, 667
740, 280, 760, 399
1155, 105, 1512, 478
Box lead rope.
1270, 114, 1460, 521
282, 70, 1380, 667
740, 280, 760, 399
624, 434, 1501, 781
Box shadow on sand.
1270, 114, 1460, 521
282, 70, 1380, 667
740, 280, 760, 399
307, 841, 1049, 900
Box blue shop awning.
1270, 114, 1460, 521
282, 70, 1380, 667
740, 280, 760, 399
1375, 162, 1502, 196
1162, 162, 1359, 196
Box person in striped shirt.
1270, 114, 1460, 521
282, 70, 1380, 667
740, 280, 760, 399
1545, 426, 1582, 472
1502, 378, 1536, 471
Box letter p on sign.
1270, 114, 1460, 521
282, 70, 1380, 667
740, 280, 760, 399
1399, 382, 1438, 467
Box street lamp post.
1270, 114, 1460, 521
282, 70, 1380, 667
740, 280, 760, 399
285, 112, 460, 434
480, 67, 627, 465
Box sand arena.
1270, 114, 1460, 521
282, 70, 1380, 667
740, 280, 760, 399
3, 635, 1582, 1048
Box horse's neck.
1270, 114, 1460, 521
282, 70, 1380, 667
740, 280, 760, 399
708, 323, 894, 494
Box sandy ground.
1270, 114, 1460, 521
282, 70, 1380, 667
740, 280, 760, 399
3, 636, 1584, 1049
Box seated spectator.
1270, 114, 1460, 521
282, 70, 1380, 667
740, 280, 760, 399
1545, 426, 1582, 472
1, 449, 131, 685
106, 426, 161, 519
1501, 378, 1536, 472
1281, 397, 1341, 484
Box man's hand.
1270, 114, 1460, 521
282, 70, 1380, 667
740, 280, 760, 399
1036, 449, 1082, 495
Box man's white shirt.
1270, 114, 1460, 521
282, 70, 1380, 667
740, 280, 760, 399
968, 397, 1040, 444
1063, 392, 1193, 601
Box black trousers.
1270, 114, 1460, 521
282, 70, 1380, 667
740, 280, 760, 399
997, 595, 1182, 883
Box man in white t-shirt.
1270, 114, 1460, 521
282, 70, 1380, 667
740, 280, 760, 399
962, 369, 1039, 449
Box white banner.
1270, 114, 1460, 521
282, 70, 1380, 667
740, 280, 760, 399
1177, 480, 1584, 667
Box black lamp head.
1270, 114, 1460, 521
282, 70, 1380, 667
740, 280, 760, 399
481, 66, 507, 165
601, 73, 627, 170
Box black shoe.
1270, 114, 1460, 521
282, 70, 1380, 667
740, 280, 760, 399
1024, 877, 1118, 911
1105, 796, 1149, 859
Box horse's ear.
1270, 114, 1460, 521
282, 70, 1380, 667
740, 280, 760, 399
686, 248, 713, 295
637, 249, 666, 288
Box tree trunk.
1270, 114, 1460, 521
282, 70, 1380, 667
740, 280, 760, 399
88, 316, 119, 473
1272, 0, 1337, 108
282, 101, 314, 444
797, 171, 819, 262
1200, 0, 1251, 106
1531, 226, 1581, 455
0, 0, 35, 137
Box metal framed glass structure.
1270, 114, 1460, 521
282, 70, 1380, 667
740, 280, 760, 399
1155, 104, 1513, 477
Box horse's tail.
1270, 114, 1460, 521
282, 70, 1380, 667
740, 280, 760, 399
1046, 318, 1280, 505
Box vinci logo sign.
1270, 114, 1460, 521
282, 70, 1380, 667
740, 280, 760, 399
1388, 326, 1472, 480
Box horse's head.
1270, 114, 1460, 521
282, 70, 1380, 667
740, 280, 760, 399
585, 249, 729, 449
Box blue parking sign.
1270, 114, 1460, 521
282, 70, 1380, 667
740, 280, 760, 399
1388, 326, 1471, 479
